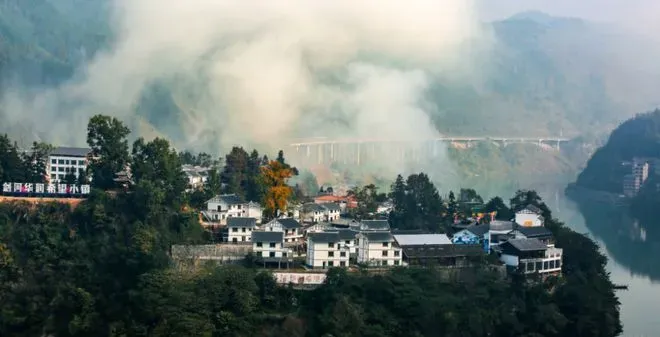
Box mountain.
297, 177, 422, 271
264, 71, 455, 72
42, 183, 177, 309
574, 109, 660, 194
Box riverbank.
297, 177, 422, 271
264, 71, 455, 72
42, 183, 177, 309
564, 183, 628, 208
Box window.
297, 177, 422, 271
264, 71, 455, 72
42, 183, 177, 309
232, 228, 238, 232
241, 236, 246, 242
256, 242, 263, 247
78, 160, 84, 165
527, 262, 535, 272
382, 250, 388, 257
58, 167, 64, 172
242, 227, 246, 232
536, 261, 542, 270
345, 240, 350, 245
65, 160, 70, 165
282, 252, 287, 257
51, 167, 57, 172
238, 204, 242, 209
328, 252, 334, 257
543, 261, 549, 270
256, 251, 262, 257
328, 261, 334, 267
556, 260, 562, 268
328, 242, 334, 248
382, 260, 388, 266
269, 242, 276, 248
340, 252, 346, 257
50, 174, 56, 180
394, 260, 400, 266
340, 261, 346, 267
58, 159, 64, 164
269, 252, 275, 258
382, 242, 389, 247
394, 251, 400, 257
51, 159, 56, 164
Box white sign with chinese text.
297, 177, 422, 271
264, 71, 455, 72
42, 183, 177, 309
272, 272, 326, 285
1, 182, 91, 196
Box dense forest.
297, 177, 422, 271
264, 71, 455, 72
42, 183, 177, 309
0, 115, 622, 336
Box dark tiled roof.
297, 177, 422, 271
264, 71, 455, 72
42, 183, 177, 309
361, 220, 390, 231
362, 231, 392, 243
466, 225, 490, 237
513, 226, 553, 239
252, 231, 283, 243
227, 217, 256, 228
207, 194, 245, 205
276, 218, 301, 229
489, 220, 515, 231
523, 204, 542, 214
50, 147, 91, 157
504, 238, 547, 252
335, 229, 358, 241
303, 203, 326, 212
322, 202, 341, 211
308, 232, 340, 243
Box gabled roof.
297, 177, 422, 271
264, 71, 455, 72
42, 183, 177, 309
207, 194, 245, 205
518, 204, 542, 215
512, 226, 553, 239
465, 225, 490, 237
50, 147, 91, 158
502, 238, 547, 252
394, 234, 451, 246
303, 203, 326, 213
360, 220, 390, 231
361, 231, 393, 243
252, 231, 283, 243
335, 229, 358, 241
489, 220, 515, 232
308, 232, 340, 243
322, 202, 341, 211
227, 217, 256, 228
275, 218, 301, 229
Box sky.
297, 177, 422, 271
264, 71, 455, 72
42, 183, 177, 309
478, 0, 659, 33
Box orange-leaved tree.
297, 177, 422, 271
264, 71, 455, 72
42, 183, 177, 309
260, 160, 294, 219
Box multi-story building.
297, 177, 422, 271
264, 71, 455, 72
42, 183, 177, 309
499, 238, 563, 276
356, 231, 402, 267
623, 158, 651, 197
302, 202, 342, 223
203, 194, 262, 225
226, 217, 257, 243
334, 228, 359, 255
262, 218, 303, 245
47, 147, 91, 182
252, 231, 292, 264
306, 232, 350, 269
395, 233, 483, 267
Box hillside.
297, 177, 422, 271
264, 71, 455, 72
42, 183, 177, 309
575, 109, 660, 194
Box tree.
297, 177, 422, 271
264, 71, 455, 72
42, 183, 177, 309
131, 137, 187, 205
63, 168, 77, 185
261, 160, 294, 220
389, 173, 445, 232
22, 141, 52, 183
221, 147, 250, 198
86, 115, 131, 189
0, 134, 26, 182
509, 190, 552, 219
76, 168, 89, 185
483, 196, 514, 221
245, 150, 265, 202
349, 184, 382, 220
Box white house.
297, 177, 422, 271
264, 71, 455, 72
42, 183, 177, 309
499, 238, 562, 276
357, 231, 402, 267
515, 205, 544, 227
486, 220, 515, 251
252, 231, 292, 260
47, 147, 91, 182
302, 203, 327, 223
306, 232, 350, 269
263, 218, 303, 245
204, 194, 263, 225
322, 203, 341, 221
226, 217, 257, 243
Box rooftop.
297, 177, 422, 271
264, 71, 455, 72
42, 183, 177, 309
252, 231, 283, 243
362, 231, 393, 243
274, 218, 302, 229
207, 194, 245, 205
489, 220, 515, 231
335, 229, 358, 241
504, 238, 548, 252
321, 202, 341, 211
50, 147, 91, 158
465, 225, 490, 237
518, 204, 542, 215
360, 219, 390, 231
303, 203, 326, 212
513, 226, 553, 239
227, 217, 257, 228
394, 234, 451, 246
308, 231, 340, 243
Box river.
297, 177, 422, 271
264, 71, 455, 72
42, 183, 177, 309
536, 186, 660, 337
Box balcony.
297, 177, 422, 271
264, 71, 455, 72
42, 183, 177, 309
519, 257, 562, 274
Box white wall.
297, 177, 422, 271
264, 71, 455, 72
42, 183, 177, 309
227, 226, 254, 242
358, 240, 402, 266
306, 242, 349, 268
500, 253, 519, 267
515, 213, 542, 227
48, 155, 88, 182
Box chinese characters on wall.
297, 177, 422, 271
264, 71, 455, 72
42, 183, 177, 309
1, 182, 91, 196
273, 272, 326, 285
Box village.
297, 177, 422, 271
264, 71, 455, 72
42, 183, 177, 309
0, 144, 564, 288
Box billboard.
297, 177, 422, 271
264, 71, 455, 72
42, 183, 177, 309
273, 272, 326, 285
1, 182, 91, 197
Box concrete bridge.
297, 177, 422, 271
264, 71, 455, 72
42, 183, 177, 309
287, 136, 571, 166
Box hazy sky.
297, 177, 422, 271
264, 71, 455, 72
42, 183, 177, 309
478, 0, 658, 32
